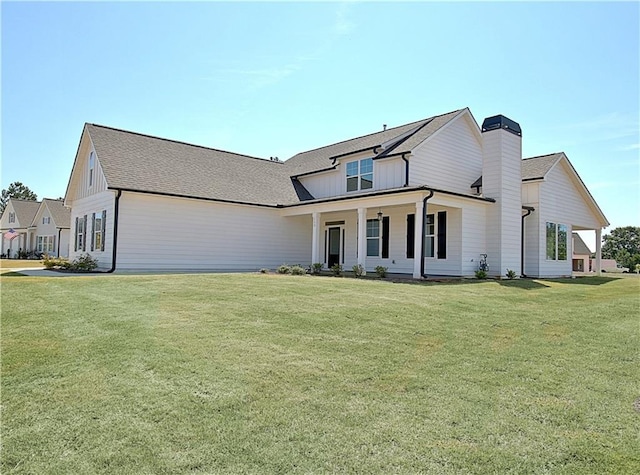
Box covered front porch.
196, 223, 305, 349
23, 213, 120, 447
281, 187, 494, 278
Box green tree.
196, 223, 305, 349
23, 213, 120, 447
0, 182, 38, 214
602, 226, 640, 270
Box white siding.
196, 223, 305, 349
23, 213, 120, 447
299, 156, 405, 199
115, 193, 310, 271
67, 134, 108, 202
482, 129, 523, 277
460, 202, 488, 276
299, 170, 342, 199
31, 204, 64, 257
69, 190, 116, 268
409, 115, 483, 194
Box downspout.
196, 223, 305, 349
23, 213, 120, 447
521, 207, 534, 277
57, 227, 62, 257
106, 190, 122, 273
401, 153, 410, 187
420, 189, 435, 278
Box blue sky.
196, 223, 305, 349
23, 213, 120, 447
2, 1, 638, 246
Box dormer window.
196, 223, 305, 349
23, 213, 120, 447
89, 151, 95, 187
43, 216, 50, 224
346, 158, 373, 192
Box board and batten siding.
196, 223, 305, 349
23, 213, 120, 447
409, 114, 483, 194
68, 190, 116, 268
115, 193, 311, 271
298, 156, 406, 199
522, 182, 541, 277
68, 134, 108, 202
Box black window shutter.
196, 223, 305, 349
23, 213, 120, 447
406, 214, 415, 258
382, 216, 390, 259
91, 213, 95, 251
437, 211, 447, 259
83, 215, 87, 251
74, 217, 78, 251
101, 210, 106, 251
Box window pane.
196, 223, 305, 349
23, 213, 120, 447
361, 174, 373, 189
546, 222, 556, 260
346, 161, 358, 176
366, 219, 379, 238
347, 176, 358, 192
557, 224, 568, 260
367, 238, 379, 257
424, 236, 435, 257
359, 158, 373, 174
426, 214, 435, 235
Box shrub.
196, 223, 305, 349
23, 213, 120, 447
71, 253, 99, 272
290, 265, 307, 275
352, 264, 365, 278
330, 263, 343, 276
259, 268, 269, 274
277, 264, 291, 274
43, 255, 69, 269
505, 269, 517, 280
311, 262, 324, 274
475, 269, 487, 279
375, 265, 388, 278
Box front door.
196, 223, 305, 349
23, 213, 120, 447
327, 227, 341, 268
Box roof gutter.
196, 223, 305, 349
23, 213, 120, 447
420, 190, 435, 278
57, 227, 63, 257
521, 206, 534, 277
106, 189, 122, 273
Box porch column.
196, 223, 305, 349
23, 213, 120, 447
413, 200, 424, 279
595, 228, 602, 276
311, 212, 320, 265
357, 207, 367, 267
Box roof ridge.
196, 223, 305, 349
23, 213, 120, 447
290, 109, 463, 157
87, 123, 283, 165
523, 152, 563, 161
7, 198, 40, 203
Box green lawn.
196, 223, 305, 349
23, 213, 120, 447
1, 273, 638, 474
0, 259, 44, 271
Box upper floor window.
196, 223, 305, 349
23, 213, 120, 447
8, 212, 15, 223
43, 216, 50, 224
546, 222, 568, 260
89, 151, 95, 187
346, 158, 373, 192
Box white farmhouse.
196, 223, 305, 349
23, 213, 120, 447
63, 108, 608, 277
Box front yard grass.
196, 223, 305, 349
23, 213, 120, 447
0, 259, 43, 271
1, 273, 638, 473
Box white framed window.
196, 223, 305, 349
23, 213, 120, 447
8, 212, 15, 223
546, 222, 568, 260
89, 151, 95, 187
43, 216, 50, 224
424, 214, 435, 257
366, 219, 380, 257
76, 216, 85, 251
346, 158, 373, 192
424, 212, 447, 259
94, 213, 103, 251
37, 235, 55, 253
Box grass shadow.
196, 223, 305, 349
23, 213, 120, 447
496, 279, 550, 290
546, 276, 621, 285
0, 271, 29, 277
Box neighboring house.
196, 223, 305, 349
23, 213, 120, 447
572, 232, 592, 272
64, 108, 608, 277
0, 198, 71, 258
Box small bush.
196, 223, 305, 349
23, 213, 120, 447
352, 264, 365, 278
375, 265, 388, 278
330, 263, 343, 276
43, 255, 69, 269
505, 269, 517, 280
71, 253, 99, 272
259, 268, 269, 274
290, 265, 307, 275
277, 264, 291, 274
475, 269, 488, 279
311, 263, 323, 274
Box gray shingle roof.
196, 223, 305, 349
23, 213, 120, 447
470, 152, 563, 189
87, 124, 303, 206
572, 232, 592, 255
42, 199, 71, 227
522, 153, 563, 180
284, 109, 463, 176
7, 199, 40, 228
